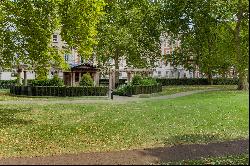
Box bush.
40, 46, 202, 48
114, 84, 133, 96
31, 79, 51, 86
30, 75, 64, 86
156, 78, 239, 86
132, 75, 157, 86
80, 73, 94, 86
0, 80, 17, 89
131, 75, 143, 85
114, 84, 162, 96
49, 75, 64, 86
10, 86, 108, 97
140, 77, 157, 86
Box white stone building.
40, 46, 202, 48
0, 31, 200, 81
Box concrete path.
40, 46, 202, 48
0, 139, 248, 165
0, 89, 220, 105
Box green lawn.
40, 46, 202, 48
139, 85, 237, 98
163, 154, 249, 165
0, 89, 248, 158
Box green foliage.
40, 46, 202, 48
156, 78, 239, 86
0, 0, 67, 74
79, 73, 94, 86
0, 80, 17, 89
140, 77, 157, 86
114, 83, 162, 96
131, 75, 157, 86
10, 86, 108, 97
49, 75, 64, 86
161, 0, 249, 89
31, 76, 64, 87
59, 0, 105, 58
96, 0, 162, 70
131, 75, 143, 85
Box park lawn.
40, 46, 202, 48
138, 85, 237, 98
163, 153, 249, 165
0, 90, 248, 158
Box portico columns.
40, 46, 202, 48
127, 71, 132, 83
23, 70, 27, 86
94, 71, 100, 86
72, 72, 76, 86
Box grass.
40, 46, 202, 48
163, 154, 249, 165
0, 89, 248, 158
139, 85, 237, 98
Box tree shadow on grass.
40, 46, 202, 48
138, 133, 249, 164
0, 107, 33, 128
164, 133, 222, 145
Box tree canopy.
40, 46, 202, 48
160, 0, 249, 89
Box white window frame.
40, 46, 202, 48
53, 34, 58, 43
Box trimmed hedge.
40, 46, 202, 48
10, 86, 109, 97
99, 79, 127, 85
114, 84, 162, 96
132, 84, 162, 95
156, 78, 239, 86
0, 80, 17, 89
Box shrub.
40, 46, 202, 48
114, 83, 162, 96
10, 86, 108, 97
131, 75, 143, 85
31, 79, 50, 86
80, 73, 94, 86
0, 80, 17, 89
140, 77, 157, 86
156, 78, 239, 86
49, 75, 64, 86
132, 75, 157, 86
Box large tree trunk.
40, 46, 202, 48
237, 71, 249, 90
114, 50, 119, 87
234, 0, 248, 90
207, 73, 213, 85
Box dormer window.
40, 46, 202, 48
53, 34, 58, 43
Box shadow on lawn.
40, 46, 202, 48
0, 108, 33, 128
138, 133, 249, 164
164, 133, 221, 145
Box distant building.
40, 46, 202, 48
0, 31, 232, 81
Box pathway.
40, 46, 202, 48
0, 139, 248, 165
0, 89, 220, 105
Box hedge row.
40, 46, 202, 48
0, 80, 17, 89
10, 86, 109, 97
156, 78, 239, 86
132, 84, 162, 95
114, 84, 162, 96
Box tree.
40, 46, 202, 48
59, 0, 105, 58
213, 0, 249, 90
161, 0, 248, 89
1, 0, 67, 79
95, 0, 162, 84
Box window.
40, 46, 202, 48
64, 54, 69, 61
171, 71, 174, 78
158, 71, 161, 77
53, 35, 58, 42
166, 71, 169, 78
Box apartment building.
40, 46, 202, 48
0, 32, 199, 80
